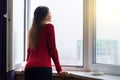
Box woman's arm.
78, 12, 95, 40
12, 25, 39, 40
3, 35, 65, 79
47, 24, 62, 73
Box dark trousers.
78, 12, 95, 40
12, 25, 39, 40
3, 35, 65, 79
24, 67, 52, 80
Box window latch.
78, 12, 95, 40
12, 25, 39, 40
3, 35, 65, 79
4, 13, 7, 18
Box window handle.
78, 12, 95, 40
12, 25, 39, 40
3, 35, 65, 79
4, 13, 7, 18
4, 12, 11, 21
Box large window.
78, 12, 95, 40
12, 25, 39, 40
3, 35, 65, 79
7, 0, 120, 75
30, 0, 83, 66
95, 0, 120, 65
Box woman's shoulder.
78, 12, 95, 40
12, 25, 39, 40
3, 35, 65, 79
45, 23, 54, 30
45, 23, 54, 27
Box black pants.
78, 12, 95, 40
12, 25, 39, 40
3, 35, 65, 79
24, 67, 52, 80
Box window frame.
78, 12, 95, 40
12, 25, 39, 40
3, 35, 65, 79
27, 0, 89, 71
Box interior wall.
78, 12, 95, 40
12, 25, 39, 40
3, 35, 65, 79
0, 0, 7, 79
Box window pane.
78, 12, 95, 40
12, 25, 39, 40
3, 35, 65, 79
96, 0, 120, 65
13, 0, 24, 65
30, 0, 83, 66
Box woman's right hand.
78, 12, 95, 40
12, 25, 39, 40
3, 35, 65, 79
59, 71, 68, 77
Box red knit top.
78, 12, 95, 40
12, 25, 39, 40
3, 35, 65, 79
25, 23, 62, 73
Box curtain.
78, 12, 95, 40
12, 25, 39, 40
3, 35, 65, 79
0, 0, 7, 80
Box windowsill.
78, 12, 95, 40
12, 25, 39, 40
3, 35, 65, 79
15, 68, 120, 80
63, 71, 120, 80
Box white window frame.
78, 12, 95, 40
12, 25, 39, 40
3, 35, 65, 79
7, 0, 13, 72
88, 0, 120, 75
27, 0, 89, 71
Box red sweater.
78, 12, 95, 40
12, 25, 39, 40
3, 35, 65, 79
25, 23, 62, 73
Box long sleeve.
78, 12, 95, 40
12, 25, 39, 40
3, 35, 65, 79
47, 24, 62, 73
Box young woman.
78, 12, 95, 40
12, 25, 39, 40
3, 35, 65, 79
24, 6, 67, 80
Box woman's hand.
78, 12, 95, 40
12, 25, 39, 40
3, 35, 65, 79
59, 71, 68, 77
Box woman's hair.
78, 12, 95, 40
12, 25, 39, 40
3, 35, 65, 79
28, 6, 49, 49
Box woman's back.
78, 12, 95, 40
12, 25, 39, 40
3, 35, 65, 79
26, 23, 55, 69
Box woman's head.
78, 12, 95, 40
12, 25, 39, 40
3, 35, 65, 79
29, 6, 51, 49
34, 6, 51, 25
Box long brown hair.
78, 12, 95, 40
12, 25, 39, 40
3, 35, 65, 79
28, 6, 49, 49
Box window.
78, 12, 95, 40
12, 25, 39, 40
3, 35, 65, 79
7, 0, 120, 75
29, 0, 83, 67
13, 0, 25, 67
7, 0, 26, 71
95, 0, 120, 65
91, 0, 120, 75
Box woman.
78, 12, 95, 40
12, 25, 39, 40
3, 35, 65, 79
24, 6, 67, 80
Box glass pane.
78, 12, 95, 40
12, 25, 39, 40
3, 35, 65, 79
96, 0, 120, 65
13, 0, 24, 65
30, 0, 83, 66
